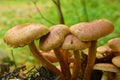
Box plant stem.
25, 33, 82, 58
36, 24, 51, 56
32, 1, 55, 25
11, 50, 17, 68
52, 0, 65, 24
83, 40, 97, 80
28, 41, 64, 80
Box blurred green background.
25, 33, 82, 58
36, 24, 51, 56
0, 0, 120, 66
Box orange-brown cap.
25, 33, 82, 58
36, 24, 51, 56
82, 46, 113, 59
93, 63, 120, 72
40, 50, 58, 63
40, 24, 69, 51
4, 23, 49, 47
70, 19, 114, 41
96, 46, 113, 59
108, 38, 120, 52
112, 56, 120, 68
61, 34, 91, 50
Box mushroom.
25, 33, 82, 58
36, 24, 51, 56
93, 63, 120, 80
61, 34, 91, 80
40, 50, 72, 63
40, 50, 58, 63
70, 19, 114, 80
96, 46, 113, 59
112, 56, 120, 80
3, 23, 63, 77
108, 38, 120, 56
96, 46, 114, 63
115, 72, 120, 80
112, 55, 120, 68
40, 24, 71, 80
83, 45, 114, 61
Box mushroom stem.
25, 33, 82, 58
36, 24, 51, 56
28, 41, 64, 79
54, 48, 71, 80
83, 40, 97, 80
71, 50, 81, 80
115, 72, 120, 80
101, 72, 108, 80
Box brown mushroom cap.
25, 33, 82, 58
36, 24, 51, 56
82, 46, 114, 59
93, 63, 120, 72
40, 50, 72, 63
97, 46, 112, 53
70, 19, 114, 41
4, 23, 49, 47
112, 56, 120, 68
61, 34, 91, 50
40, 24, 69, 51
40, 50, 58, 63
96, 46, 113, 59
108, 38, 120, 52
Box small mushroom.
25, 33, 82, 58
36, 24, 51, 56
112, 56, 120, 68
40, 50, 58, 63
96, 46, 113, 59
70, 19, 114, 80
83, 45, 114, 61
93, 63, 120, 80
112, 56, 120, 80
96, 46, 114, 63
40, 24, 71, 80
3, 23, 62, 77
112, 55, 120, 80
40, 50, 71, 63
108, 38, 120, 55
61, 34, 91, 80
83, 46, 114, 64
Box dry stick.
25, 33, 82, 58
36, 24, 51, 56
81, 0, 89, 22
52, 0, 65, 24
32, 1, 55, 25
28, 41, 65, 80
83, 40, 97, 80
54, 48, 71, 80
71, 50, 81, 80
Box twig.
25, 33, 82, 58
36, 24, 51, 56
52, 0, 65, 24
25, 66, 36, 74
81, 0, 89, 22
32, 0, 55, 25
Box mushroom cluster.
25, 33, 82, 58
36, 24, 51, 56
4, 19, 117, 80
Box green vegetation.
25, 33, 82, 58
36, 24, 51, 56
0, 0, 120, 66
